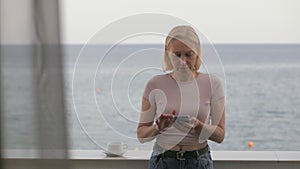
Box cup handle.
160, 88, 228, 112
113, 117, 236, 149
123, 143, 128, 150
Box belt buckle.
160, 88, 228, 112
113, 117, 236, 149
176, 151, 185, 160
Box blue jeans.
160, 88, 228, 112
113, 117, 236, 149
148, 144, 214, 169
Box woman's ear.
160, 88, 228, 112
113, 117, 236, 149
165, 48, 170, 57
195, 55, 201, 70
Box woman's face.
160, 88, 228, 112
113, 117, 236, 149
168, 39, 198, 72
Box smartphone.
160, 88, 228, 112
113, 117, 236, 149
173, 115, 190, 122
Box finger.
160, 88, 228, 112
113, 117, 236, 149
155, 118, 159, 125
189, 117, 195, 123
167, 116, 173, 122
163, 118, 172, 128
158, 117, 162, 123
191, 118, 200, 128
190, 117, 198, 123
161, 114, 171, 119
171, 110, 176, 115
166, 118, 172, 124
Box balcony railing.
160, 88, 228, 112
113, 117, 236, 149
2, 149, 300, 169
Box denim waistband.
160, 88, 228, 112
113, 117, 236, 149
152, 142, 210, 156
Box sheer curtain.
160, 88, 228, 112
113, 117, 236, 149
0, 0, 69, 168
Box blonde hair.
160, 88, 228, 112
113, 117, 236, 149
162, 25, 201, 71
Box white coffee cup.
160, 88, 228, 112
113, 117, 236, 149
107, 142, 128, 155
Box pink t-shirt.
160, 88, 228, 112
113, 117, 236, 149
142, 73, 224, 146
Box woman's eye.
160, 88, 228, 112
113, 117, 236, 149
185, 53, 191, 57
174, 52, 181, 57
186, 51, 194, 57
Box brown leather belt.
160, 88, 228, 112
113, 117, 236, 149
157, 145, 209, 161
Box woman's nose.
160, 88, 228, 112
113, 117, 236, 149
180, 56, 187, 63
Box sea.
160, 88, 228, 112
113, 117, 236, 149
63, 44, 300, 151
2, 44, 300, 151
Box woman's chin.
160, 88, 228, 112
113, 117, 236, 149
176, 67, 192, 72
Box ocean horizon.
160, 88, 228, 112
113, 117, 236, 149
2, 44, 300, 151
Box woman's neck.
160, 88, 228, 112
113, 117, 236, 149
171, 70, 198, 82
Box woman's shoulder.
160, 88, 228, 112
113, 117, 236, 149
147, 73, 170, 83
198, 73, 222, 84
144, 74, 170, 90
198, 72, 220, 79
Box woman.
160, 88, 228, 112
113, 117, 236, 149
137, 25, 225, 169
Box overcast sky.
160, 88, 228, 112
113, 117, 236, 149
60, 0, 300, 44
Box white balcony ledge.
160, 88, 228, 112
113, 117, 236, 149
2, 149, 300, 169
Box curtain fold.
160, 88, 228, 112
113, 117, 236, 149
0, 5, 3, 168
0, 0, 69, 168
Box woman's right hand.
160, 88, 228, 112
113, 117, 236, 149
155, 110, 176, 132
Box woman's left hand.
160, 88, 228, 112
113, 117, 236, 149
189, 117, 204, 134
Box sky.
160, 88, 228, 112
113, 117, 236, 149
60, 0, 300, 44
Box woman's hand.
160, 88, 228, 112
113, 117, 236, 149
190, 117, 204, 134
155, 110, 175, 132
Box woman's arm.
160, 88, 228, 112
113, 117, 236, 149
137, 97, 173, 143
137, 97, 157, 143
194, 98, 225, 143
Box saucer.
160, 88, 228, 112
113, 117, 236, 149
104, 151, 125, 157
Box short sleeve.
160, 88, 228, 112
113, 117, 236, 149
143, 78, 153, 100
211, 75, 225, 102
140, 77, 157, 123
